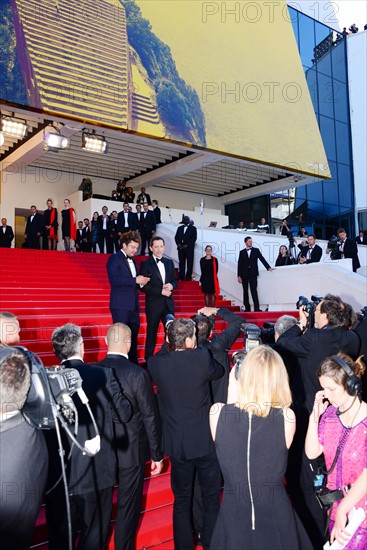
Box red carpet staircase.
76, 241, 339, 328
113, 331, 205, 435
0, 248, 296, 549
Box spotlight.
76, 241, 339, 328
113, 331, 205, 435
44, 131, 70, 152
81, 131, 107, 154
1, 117, 27, 138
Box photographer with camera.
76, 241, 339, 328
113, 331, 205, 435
276, 294, 360, 547
305, 354, 367, 549
148, 318, 223, 550
46, 323, 132, 550
0, 347, 49, 549
193, 306, 244, 403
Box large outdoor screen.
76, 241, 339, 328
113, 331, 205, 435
1, 0, 330, 178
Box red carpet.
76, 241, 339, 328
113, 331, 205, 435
0, 248, 296, 548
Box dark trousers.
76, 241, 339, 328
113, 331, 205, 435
99, 230, 112, 254
114, 464, 145, 550
145, 307, 169, 360
241, 275, 259, 311
46, 486, 113, 550
178, 246, 194, 280
170, 451, 221, 550
27, 234, 41, 249
140, 230, 152, 255
110, 308, 140, 365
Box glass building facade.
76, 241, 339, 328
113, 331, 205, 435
227, 8, 355, 239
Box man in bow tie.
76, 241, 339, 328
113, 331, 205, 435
107, 231, 150, 364
237, 236, 273, 312
139, 236, 178, 360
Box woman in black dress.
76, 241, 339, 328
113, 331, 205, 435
91, 211, 100, 253
275, 245, 293, 266
199, 245, 219, 306
43, 198, 58, 250
210, 346, 310, 550
61, 198, 76, 252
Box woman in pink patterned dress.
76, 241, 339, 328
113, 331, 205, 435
305, 353, 367, 549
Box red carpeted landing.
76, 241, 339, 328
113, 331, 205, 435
0, 248, 296, 548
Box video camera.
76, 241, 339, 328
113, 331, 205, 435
296, 295, 323, 328
327, 235, 342, 260
21, 347, 83, 429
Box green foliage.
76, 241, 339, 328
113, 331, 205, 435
0, 0, 28, 105
121, 0, 206, 145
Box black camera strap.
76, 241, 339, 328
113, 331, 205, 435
322, 426, 351, 477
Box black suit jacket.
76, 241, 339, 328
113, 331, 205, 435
340, 238, 360, 271
153, 206, 161, 224
137, 192, 151, 205
237, 247, 271, 278
148, 347, 223, 460
277, 325, 360, 415
304, 243, 323, 263
174, 224, 197, 248
200, 308, 243, 403
52, 359, 132, 494
97, 354, 163, 466
139, 256, 177, 314
25, 212, 44, 238
75, 227, 84, 249
117, 211, 137, 233
355, 236, 366, 245
0, 225, 14, 247
141, 210, 156, 234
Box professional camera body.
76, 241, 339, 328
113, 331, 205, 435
296, 295, 323, 328
18, 346, 83, 429
232, 323, 274, 378
327, 235, 342, 260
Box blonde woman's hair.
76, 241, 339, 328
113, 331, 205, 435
237, 345, 292, 417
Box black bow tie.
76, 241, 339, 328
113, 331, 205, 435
156, 258, 162, 263
125, 254, 132, 260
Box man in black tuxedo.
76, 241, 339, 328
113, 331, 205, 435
136, 186, 151, 205
98, 205, 112, 254
140, 202, 156, 255
0, 347, 48, 550
82, 218, 92, 252
174, 215, 197, 281
97, 323, 163, 550
107, 231, 150, 364
237, 236, 273, 312
0, 218, 14, 248
298, 234, 322, 264
148, 318, 222, 550
117, 203, 137, 236
24, 205, 44, 249
108, 210, 120, 253
139, 236, 177, 360
355, 230, 366, 245
46, 323, 132, 550
75, 220, 84, 252
152, 200, 162, 224
336, 227, 360, 272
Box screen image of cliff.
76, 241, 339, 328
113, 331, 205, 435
1, 0, 206, 146
1, 0, 330, 178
